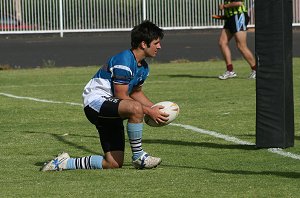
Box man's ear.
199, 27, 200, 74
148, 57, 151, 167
140, 41, 147, 49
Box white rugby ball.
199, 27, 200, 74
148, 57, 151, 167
144, 101, 180, 127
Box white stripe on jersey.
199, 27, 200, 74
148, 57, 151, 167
110, 65, 133, 76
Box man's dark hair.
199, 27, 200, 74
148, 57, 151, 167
131, 20, 164, 49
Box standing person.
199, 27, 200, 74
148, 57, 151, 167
41, 20, 168, 171
217, 0, 256, 80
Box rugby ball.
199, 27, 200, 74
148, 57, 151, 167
144, 101, 180, 127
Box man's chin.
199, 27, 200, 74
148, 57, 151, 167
146, 54, 157, 58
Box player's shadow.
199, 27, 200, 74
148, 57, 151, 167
23, 130, 100, 166
143, 139, 256, 150
159, 165, 299, 179
240, 134, 300, 142
156, 164, 299, 179
202, 168, 300, 179
243, 134, 300, 139
162, 74, 218, 79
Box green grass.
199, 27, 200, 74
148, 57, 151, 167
0, 59, 299, 197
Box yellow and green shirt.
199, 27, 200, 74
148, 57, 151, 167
224, 0, 247, 18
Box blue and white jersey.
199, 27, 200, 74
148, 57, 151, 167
82, 49, 149, 112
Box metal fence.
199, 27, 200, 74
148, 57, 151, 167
0, 0, 299, 37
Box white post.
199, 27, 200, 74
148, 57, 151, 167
142, 0, 146, 20
14, 0, 22, 22
59, 0, 64, 37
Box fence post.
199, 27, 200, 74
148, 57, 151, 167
59, 0, 64, 37
142, 0, 146, 20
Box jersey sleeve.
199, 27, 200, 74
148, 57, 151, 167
107, 50, 137, 85
110, 64, 132, 84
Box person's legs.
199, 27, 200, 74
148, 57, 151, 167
65, 133, 125, 170
66, 155, 104, 170
92, 102, 126, 169
86, 98, 160, 169
126, 122, 144, 160
41, 151, 123, 171
41, 152, 105, 171
219, 28, 234, 70
118, 99, 144, 123
41, 98, 161, 171
234, 31, 256, 79
234, 31, 256, 70
94, 98, 160, 169
41, 104, 125, 171
118, 100, 145, 159
96, 117, 125, 169
218, 28, 238, 80
118, 99, 161, 169
102, 151, 124, 169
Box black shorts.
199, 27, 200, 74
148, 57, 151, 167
224, 12, 249, 34
84, 98, 125, 153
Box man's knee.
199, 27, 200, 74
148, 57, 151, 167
108, 161, 123, 169
103, 153, 124, 169
119, 100, 144, 119
130, 101, 143, 115
102, 160, 123, 169
219, 39, 227, 47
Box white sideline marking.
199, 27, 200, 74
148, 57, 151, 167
170, 123, 254, 146
0, 92, 83, 107
0, 83, 84, 88
1, 92, 300, 160
267, 148, 300, 160
171, 123, 300, 160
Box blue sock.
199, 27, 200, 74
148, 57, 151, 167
127, 123, 145, 161
66, 155, 103, 170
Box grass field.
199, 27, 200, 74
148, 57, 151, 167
0, 59, 299, 197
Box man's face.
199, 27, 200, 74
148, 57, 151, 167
144, 38, 162, 57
